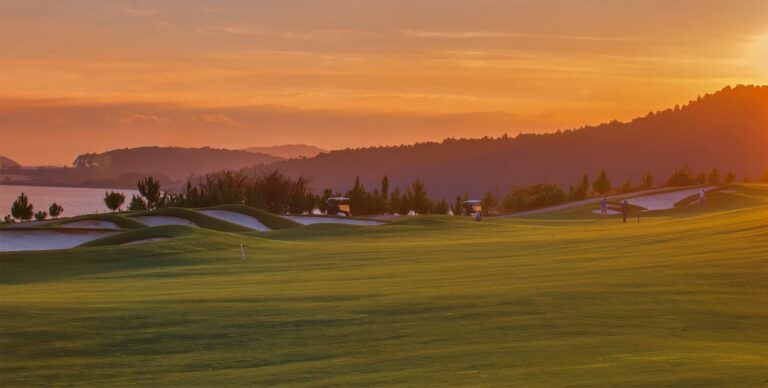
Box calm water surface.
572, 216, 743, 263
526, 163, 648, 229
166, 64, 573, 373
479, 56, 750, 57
0, 185, 140, 218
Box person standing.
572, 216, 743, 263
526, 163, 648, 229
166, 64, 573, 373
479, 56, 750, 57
621, 200, 629, 223
601, 197, 608, 217
699, 189, 706, 207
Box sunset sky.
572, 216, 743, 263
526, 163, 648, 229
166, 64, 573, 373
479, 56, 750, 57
1, 0, 767, 165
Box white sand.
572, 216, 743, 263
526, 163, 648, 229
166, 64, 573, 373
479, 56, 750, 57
627, 186, 715, 211
132, 216, 197, 227
123, 237, 171, 245
0, 230, 118, 252
198, 210, 270, 231
4, 219, 56, 229
59, 220, 121, 230
591, 209, 621, 215
283, 216, 382, 226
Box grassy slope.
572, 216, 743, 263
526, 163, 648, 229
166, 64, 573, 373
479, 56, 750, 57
78, 225, 197, 247
51, 213, 148, 229
128, 207, 252, 233
0, 187, 767, 385
200, 204, 301, 230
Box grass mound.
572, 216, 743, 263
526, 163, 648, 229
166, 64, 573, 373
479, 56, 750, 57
128, 207, 252, 233
201, 204, 300, 230
52, 213, 147, 229
79, 225, 195, 247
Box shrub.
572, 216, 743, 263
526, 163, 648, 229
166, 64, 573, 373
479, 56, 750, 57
128, 195, 147, 211
502, 184, 565, 212
2, 214, 15, 224
34, 211, 48, 221
104, 191, 126, 212
49, 203, 64, 218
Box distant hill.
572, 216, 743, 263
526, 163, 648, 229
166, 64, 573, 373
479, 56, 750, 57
0, 155, 20, 171
251, 85, 768, 198
244, 144, 326, 159
72, 147, 280, 180
2, 147, 281, 189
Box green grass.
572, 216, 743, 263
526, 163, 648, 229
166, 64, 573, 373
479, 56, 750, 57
51, 213, 148, 229
78, 225, 197, 247
128, 207, 253, 233
1, 186, 767, 385
200, 204, 301, 230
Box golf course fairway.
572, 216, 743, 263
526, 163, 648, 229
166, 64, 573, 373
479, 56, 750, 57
1, 186, 767, 385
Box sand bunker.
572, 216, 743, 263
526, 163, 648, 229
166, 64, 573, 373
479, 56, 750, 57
132, 216, 196, 227
123, 237, 171, 245
4, 220, 55, 229
197, 210, 270, 231
0, 230, 118, 252
284, 216, 382, 226
59, 220, 121, 230
591, 209, 621, 215
627, 186, 715, 211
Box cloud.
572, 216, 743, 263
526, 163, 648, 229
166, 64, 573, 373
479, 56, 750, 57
119, 114, 169, 124
199, 113, 241, 126
401, 30, 642, 42
120, 7, 158, 17
197, 26, 359, 41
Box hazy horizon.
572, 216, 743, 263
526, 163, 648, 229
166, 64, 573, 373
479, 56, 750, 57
2, 0, 767, 165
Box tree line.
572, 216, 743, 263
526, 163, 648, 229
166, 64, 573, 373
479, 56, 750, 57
3, 166, 767, 223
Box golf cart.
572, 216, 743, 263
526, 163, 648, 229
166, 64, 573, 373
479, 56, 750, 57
463, 200, 482, 221
327, 197, 351, 216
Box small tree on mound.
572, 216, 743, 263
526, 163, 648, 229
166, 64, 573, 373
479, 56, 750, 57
104, 191, 126, 212
137, 177, 166, 210
49, 203, 64, 218
592, 169, 612, 195
11, 192, 33, 222
128, 195, 147, 211
34, 211, 48, 221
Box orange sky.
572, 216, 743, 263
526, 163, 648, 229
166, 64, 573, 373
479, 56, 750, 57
1, 0, 767, 165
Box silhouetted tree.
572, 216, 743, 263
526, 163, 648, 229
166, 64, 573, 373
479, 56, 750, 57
592, 169, 612, 195
641, 172, 654, 189
104, 191, 126, 212
707, 168, 720, 185
667, 164, 696, 186
695, 172, 707, 185
432, 198, 449, 214
452, 195, 463, 216
404, 179, 430, 214
2, 215, 14, 224
502, 184, 565, 212
390, 187, 404, 214
571, 174, 590, 200
381, 175, 389, 201
48, 203, 64, 219
481, 190, 498, 215
619, 179, 634, 194
34, 211, 48, 221
128, 195, 147, 211
137, 177, 166, 210
724, 171, 736, 184
11, 192, 33, 222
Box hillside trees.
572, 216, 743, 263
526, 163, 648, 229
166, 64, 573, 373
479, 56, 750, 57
502, 184, 565, 212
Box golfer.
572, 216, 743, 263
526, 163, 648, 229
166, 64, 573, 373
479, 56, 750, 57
621, 200, 629, 223
600, 197, 608, 217
699, 189, 705, 207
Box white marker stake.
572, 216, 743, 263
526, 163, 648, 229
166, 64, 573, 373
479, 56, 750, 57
240, 244, 246, 261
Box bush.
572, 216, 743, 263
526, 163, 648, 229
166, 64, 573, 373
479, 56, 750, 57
34, 211, 48, 221
104, 191, 126, 212
2, 214, 15, 224
49, 203, 64, 218
502, 184, 565, 212
128, 195, 147, 211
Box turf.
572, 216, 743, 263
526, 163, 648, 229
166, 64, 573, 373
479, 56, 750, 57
0, 185, 767, 386
127, 207, 253, 233
78, 225, 198, 247
51, 213, 148, 229
200, 204, 301, 230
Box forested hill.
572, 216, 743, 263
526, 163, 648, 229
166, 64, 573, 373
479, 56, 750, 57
244, 144, 326, 159
73, 147, 280, 180
252, 85, 768, 198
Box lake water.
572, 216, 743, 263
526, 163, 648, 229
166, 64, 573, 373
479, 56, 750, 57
0, 185, 141, 218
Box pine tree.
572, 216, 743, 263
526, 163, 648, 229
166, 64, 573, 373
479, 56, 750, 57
592, 169, 612, 195
104, 191, 126, 212
48, 203, 64, 218
11, 192, 34, 222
